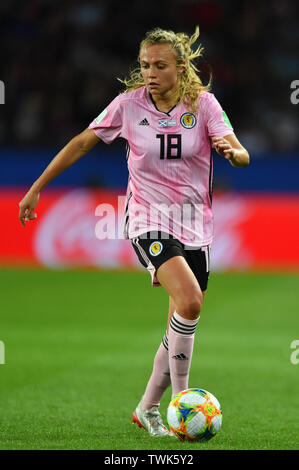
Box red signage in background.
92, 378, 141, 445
1, 188, 299, 270
211, 193, 299, 270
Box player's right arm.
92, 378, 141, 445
18, 128, 100, 226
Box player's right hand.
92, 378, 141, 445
18, 190, 40, 227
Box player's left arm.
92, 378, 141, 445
212, 134, 250, 168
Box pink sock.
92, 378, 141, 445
141, 333, 171, 410
168, 311, 199, 397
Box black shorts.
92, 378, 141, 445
131, 231, 210, 292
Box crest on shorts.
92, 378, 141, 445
149, 241, 163, 257
180, 112, 196, 129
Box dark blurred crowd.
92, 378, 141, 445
0, 0, 298, 154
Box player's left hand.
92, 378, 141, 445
212, 137, 235, 160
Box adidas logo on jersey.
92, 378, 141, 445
139, 118, 149, 126
172, 353, 188, 361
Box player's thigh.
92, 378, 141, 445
156, 256, 203, 320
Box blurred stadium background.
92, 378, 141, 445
0, 0, 298, 450
0, 0, 298, 269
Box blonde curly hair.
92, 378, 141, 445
118, 26, 211, 114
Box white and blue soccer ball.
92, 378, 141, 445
167, 388, 222, 441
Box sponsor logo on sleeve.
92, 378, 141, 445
222, 111, 233, 129
95, 108, 107, 124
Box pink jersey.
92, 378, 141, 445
89, 86, 234, 246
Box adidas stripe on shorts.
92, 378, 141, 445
131, 231, 210, 292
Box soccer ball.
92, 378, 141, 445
167, 388, 222, 441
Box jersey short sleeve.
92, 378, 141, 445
88, 94, 126, 144
204, 93, 234, 138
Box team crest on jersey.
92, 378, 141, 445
149, 241, 163, 257
180, 112, 196, 129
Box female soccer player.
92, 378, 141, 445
19, 27, 249, 437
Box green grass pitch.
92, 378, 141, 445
0, 268, 298, 450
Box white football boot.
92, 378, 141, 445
132, 401, 173, 437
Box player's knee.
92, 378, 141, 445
176, 290, 202, 320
